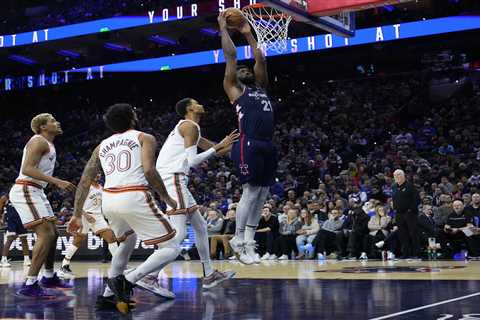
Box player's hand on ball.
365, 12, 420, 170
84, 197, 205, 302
67, 216, 83, 235
217, 11, 227, 30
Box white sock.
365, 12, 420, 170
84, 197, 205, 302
125, 246, 179, 284
103, 286, 114, 297
64, 244, 79, 261
1, 256, 7, 262
24, 255, 30, 260
26, 276, 37, 285
108, 242, 118, 257
190, 211, 214, 277
245, 186, 269, 241
44, 269, 54, 278
245, 226, 257, 242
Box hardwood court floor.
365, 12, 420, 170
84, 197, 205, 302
0, 259, 479, 320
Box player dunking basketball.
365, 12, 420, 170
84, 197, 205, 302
219, 12, 277, 264
154, 98, 238, 289
68, 104, 179, 314
9, 113, 76, 297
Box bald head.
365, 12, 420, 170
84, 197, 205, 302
393, 169, 406, 185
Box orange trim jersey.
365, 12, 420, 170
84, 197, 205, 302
16, 135, 56, 188
99, 129, 148, 189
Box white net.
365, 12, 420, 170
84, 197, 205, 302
242, 4, 292, 54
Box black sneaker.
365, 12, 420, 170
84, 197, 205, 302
106, 275, 135, 315
96, 295, 116, 310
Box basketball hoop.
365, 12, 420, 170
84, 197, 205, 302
242, 3, 292, 54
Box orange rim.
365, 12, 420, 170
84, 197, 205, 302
242, 3, 291, 19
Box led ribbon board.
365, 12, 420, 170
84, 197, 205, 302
1, 16, 479, 92
0, 0, 256, 48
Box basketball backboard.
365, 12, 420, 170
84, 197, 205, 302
261, 0, 415, 37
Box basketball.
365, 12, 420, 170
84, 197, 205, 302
225, 7, 247, 29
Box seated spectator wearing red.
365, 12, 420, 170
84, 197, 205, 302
273, 208, 301, 260
256, 205, 280, 261
210, 205, 236, 259
443, 200, 480, 258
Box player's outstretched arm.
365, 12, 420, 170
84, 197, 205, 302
180, 122, 238, 166
198, 137, 232, 157
218, 12, 243, 102
198, 137, 216, 150
140, 133, 177, 210
73, 145, 101, 219
68, 145, 100, 234
22, 137, 76, 192
239, 22, 268, 89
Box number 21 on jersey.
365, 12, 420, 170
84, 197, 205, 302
261, 100, 272, 112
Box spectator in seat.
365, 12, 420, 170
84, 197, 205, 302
465, 193, 480, 226
462, 193, 472, 208
296, 209, 320, 259
418, 204, 444, 251
467, 170, 480, 188
364, 205, 391, 259
274, 208, 301, 260
313, 209, 345, 260
206, 210, 223, 237
339, 198, 370, 260
438, 142, 455, 156
210, 205, 236, 259
434, 194, 454, 227
326, 149, 343, 176
375, 215, 400, 260
443, 200, 480, 258
256, 206, 280, 260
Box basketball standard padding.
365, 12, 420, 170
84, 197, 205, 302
307, 0, 414, 16
225, 8, 247, 29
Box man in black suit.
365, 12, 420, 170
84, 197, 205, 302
418, 204, 443, 250
393, 169, 420, 258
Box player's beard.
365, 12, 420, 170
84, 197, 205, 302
239, 75, 255, 86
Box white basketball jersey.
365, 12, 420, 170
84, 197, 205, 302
83, 183, 102, 214
99, 130, 148, 189
156, 120, 201, 175
17, 135, 56, 188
